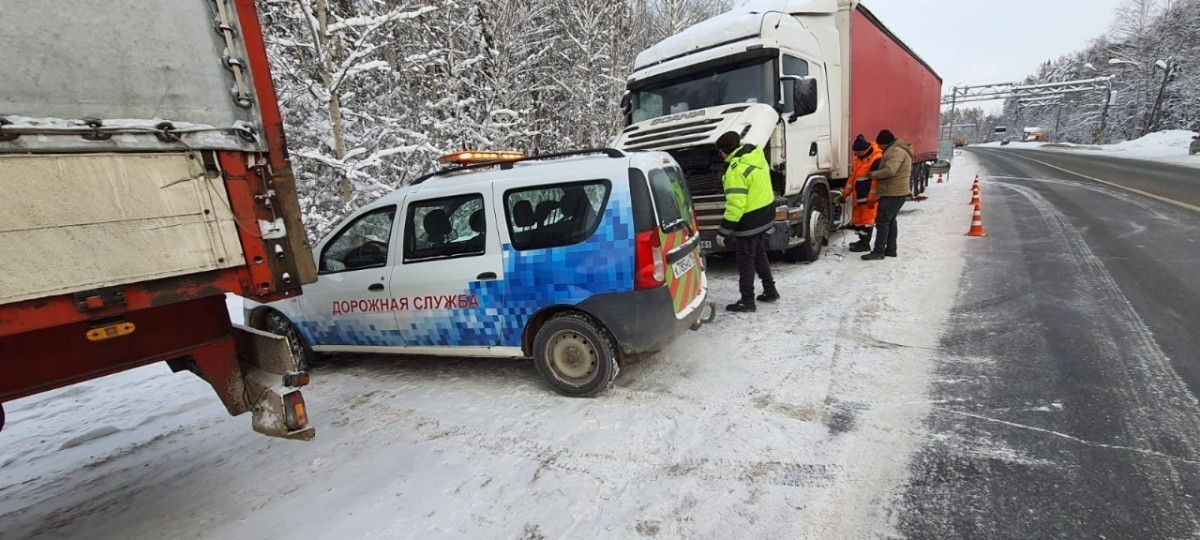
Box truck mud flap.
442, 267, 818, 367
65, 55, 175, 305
765, 221, 793, 251
231, 324, 315, 441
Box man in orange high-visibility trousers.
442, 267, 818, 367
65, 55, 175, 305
844, 134, 883, 252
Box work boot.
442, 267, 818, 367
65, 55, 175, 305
849, 241, 871, 253
885, 251, 897, 258
861, 252, 886, 261
726, 299, 757, 312
757, 288, 780, 303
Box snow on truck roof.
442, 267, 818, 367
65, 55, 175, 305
633, 0, 940, 82
634, 0, 842, 71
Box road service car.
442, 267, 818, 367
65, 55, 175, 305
248, 149, 710, 396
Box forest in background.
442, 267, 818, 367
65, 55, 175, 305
943, 0, 1199, 146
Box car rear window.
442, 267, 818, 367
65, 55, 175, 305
503, 180, 610, 251
647, 166, 694, 233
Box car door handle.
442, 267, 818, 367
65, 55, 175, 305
476, 272, 497, 280
368, 283, 385, 292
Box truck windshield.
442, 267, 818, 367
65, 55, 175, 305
630, 59, 774, 124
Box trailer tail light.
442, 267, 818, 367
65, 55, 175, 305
283, 390, 308, 432
283, 370, 309, 388
634, 229, 665, 290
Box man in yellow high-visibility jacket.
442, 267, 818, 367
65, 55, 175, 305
715, 131, 777, 313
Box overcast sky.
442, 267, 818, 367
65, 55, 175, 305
862, 0, 1126, 112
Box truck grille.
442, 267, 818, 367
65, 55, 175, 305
621, 118, 723, 151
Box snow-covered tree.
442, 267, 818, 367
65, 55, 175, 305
257, 0, 734, 237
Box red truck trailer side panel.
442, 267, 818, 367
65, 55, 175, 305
849, 8, 942, 161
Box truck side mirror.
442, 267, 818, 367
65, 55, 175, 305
620, 92, 633, 117
783, 76, 818, 122
795, 77, 818, 116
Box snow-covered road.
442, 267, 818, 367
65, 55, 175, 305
0, 161, 980, 539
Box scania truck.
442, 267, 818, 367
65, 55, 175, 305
614, 0, 942, 261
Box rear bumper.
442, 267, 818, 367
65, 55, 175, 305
578, 285, 707, 356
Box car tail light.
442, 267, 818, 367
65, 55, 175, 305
634, 229, 665, 290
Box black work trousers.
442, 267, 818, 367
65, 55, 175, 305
872, 196, 906, 255
734, 232, 775, 301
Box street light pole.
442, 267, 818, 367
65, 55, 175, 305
1097, 85, 1112, 144
1145, 58, 1175, 135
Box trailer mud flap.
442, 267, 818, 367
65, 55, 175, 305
231, 324, 315, 441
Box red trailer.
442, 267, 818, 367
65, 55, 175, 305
0, 0, 318, 439
850, 5, 943, 165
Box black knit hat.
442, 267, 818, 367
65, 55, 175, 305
876, 129, 896, 146
852, 134, 870, 152
715, 131, 740, 154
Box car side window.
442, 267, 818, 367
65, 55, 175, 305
504, 180, 610, 251
648, 167, 694, 233
319, 206, 396, 274
403, 194, 487, 263
782, 55, 811, 113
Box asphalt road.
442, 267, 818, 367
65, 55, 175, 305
901, 148, 1200, 538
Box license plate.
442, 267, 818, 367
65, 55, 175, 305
701, 240, 713, 251
672, 254, 696, 279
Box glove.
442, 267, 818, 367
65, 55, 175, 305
715, 235, 727, 250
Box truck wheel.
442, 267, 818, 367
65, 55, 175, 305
262, 311, 321, 372
532, 312, 618, 397
785, 190, 828, 263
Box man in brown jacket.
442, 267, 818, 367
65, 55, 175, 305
862, 129, 912, 260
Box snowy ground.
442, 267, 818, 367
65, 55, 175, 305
977, 130, 1200, 167
0, 162, 981, 539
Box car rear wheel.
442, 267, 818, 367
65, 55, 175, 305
533, 312, 618, 397
262, 311, 321, 372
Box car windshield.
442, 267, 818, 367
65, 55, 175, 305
630, 59, 775, 124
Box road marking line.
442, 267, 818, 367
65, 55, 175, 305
1003, 151, 1200, 214
937, 407, 1200, 466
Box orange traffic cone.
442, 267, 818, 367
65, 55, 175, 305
968, 187, 981, 207
966, 205, 987, 237
937, 172, 944, 184
972, 175, 980, 188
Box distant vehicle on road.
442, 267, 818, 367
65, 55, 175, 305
248, 149, 711, 398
